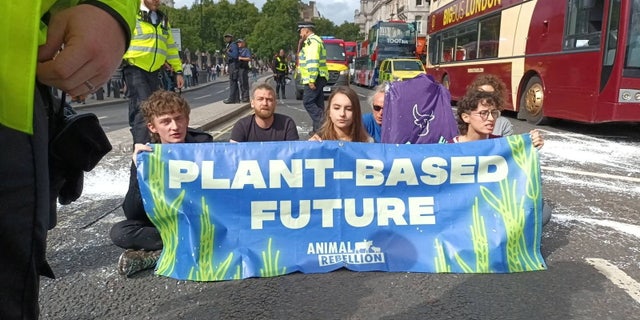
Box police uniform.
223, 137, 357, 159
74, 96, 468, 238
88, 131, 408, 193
122, 4, 183, 143
223, 34, 241, 104
297, 21, 328, 133
0, 1, 136, 318
273, 52, 288, 99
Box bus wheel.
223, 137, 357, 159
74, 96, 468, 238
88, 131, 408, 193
442, 75, 450, 89
519, 76, 547, 125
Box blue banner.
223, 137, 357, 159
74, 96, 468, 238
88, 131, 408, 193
137, 135, 546, 281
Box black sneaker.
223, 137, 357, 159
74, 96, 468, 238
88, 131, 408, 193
223, 99, 239, 104
241, 99, 250, 103
117, 249, 161, 277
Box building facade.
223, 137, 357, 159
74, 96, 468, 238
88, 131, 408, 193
354, 0, 430, 36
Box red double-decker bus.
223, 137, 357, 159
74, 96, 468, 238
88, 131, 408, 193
427, 0, 640, 124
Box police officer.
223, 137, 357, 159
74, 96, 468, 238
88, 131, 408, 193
123, 0, 184, 144
297, 21, 328, 134
237, 39, 252, 103
223, 33, 241, 104
272, 49, 288, 99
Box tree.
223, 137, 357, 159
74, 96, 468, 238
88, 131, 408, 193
335, 22, 364, 42
311, 17, 335, 37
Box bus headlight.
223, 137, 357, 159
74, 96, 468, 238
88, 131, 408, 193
340, 70, 349, 75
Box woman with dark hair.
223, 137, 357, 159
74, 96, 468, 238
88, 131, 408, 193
466, 74, 514, 136
309, 86, 373, 142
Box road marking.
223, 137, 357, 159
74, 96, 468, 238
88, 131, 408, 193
98, 116, 108, 120
212, 123, 235, 140
541, 166, 640, 183
194, 94, 211, 100
585, 258, 640, 305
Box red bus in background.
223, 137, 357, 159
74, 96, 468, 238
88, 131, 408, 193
353, 20, 418, 87
427, 0, 640, 124
344, 41, 357, 61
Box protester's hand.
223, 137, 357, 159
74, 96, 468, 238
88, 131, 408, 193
132, 143, 153, 164
37, 4, 127, 97
530, 129, 544, 149
309, 82, 316, 90
176, 74, 185, 89
308, 134, 322, 142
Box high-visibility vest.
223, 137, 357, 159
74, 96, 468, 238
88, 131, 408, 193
123, 10, 182, 73
298, 34, 328, 84
0, 0, 136, 134
275, 56, 287, 72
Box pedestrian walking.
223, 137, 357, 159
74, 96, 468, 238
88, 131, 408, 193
297, 21, 328, 135
122, 0, 184, 144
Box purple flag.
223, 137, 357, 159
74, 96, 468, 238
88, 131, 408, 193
381, 74, 458, 144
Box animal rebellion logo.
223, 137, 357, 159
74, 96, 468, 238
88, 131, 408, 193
412, 104, 436, 137
308, 239, 386, 267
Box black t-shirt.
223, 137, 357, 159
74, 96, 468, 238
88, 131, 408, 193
230, 113, 300, 142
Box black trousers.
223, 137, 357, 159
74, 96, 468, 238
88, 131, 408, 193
239, 67, 250, 101
227, 62, 240, 102
302, 77, 327, 132
275, 72, 286, 97
123, 66, 161, 144
0, 85, 55, 319
110, 162, 162, 251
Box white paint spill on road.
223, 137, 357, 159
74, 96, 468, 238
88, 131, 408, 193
194, 94, 211, 100
554, 214, 640, 239
542, 166, 640, 183
586, 258, 640, 305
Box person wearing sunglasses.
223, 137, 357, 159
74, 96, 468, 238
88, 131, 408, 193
362, 84, 386, 143
450, 90, 544, 149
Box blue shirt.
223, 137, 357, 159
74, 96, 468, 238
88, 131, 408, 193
362, 113, 381, 143
227, 42, 239, 61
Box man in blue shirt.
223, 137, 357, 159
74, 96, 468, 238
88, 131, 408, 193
223, 33, 240, 104
362, 84, 386, 142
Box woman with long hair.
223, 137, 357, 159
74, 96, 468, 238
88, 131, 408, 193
309, 86, 373, 142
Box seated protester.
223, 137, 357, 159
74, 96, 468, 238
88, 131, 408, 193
362, 84, 385, 143
451, 90, 543, 148
230, 83, 299, 142
309, 86, 373, 142
466, 74, 514, 137
110, 90, 213, 277
452, 90, 550, 225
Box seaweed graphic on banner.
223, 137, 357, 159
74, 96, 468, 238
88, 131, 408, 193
433, 136, 544, 273
260, 238, 286, 277
188, 197, 234, 281
146, 145, 182, 276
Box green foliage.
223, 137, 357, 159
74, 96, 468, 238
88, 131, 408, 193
161, 0, 353, 60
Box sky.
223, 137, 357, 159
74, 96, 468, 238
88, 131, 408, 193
172, 0, 358, 25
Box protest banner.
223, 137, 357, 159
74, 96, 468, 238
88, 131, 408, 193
137, 134, 546, 281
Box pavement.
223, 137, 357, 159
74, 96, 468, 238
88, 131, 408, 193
77, 74, 266, 152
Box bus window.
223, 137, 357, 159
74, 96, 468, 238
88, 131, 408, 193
564, 0, 604, 49
442, 30, 456, 62
455, 23, 478, 61
626, 0, 640, 68
478, 15, 501, 58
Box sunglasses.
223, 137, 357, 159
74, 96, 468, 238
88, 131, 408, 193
373, 105, 383, 112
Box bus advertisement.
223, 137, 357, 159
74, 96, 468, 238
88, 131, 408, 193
427, 0, 640, 124
353, 20, 418, 87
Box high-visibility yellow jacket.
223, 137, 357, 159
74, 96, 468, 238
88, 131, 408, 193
275, 56, 287, 72
0, 0, 137, 134
298, 34, 328, 84
123, 10, 182, 73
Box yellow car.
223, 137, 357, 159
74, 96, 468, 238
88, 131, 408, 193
377, 58, 426, 83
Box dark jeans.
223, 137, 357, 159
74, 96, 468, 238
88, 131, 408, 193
302, 77, 327, 132
227, 62, 240, 102
239, 67, 250, 101
123, 66, 161, 144
0, 85, 55, 319
110, 162, 162, 251
275, 72, 286, 97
